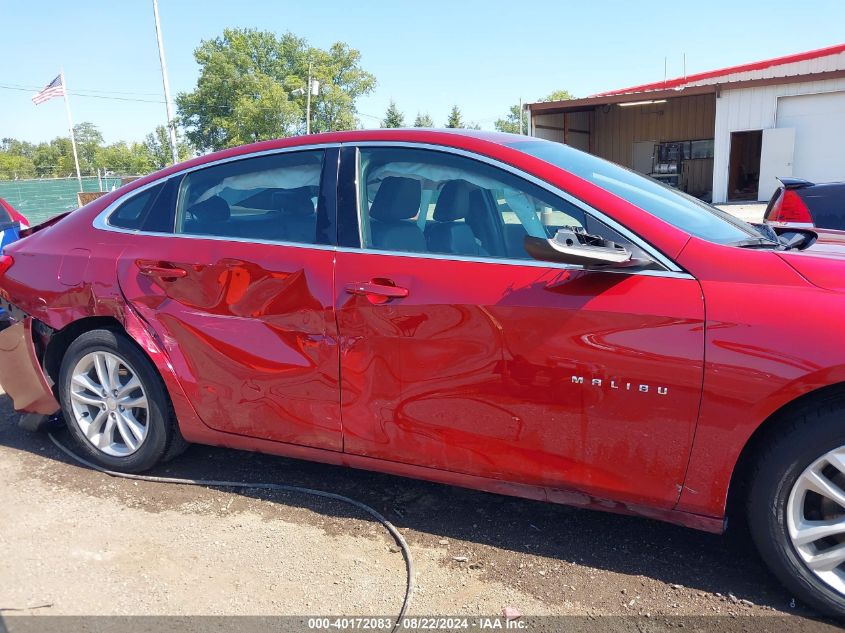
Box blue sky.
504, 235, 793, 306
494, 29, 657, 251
2, 0, 844, 144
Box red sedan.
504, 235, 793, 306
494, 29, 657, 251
1, 129, 845, 615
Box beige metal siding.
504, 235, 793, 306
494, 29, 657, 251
591, 94, 716, 195
531, 112, 565, 142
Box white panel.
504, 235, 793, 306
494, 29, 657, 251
776, 91, 845, 183
712, 77, 845, 202
759, 128, 795, 201
632, 141, 655, 173
688, 51, 845, 88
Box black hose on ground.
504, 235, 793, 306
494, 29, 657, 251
47, 432, 415, 631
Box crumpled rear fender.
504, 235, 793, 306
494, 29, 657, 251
120, 304, 210, 443
0, 302, 208, 445
0, 318, 59, 414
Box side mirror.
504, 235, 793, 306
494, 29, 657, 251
524, 227, 634, 268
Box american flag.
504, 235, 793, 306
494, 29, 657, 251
32, 75, 64, 105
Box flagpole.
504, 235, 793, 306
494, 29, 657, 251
152, 0, 179, 165
60, 70, 83, 191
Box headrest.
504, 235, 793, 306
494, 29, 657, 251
283, 190, 315, 216
189, 196, 230, 223
369, 177, 421, 222
434, 180, 475, 222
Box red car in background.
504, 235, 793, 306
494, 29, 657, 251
0, 198, 27, 329
0, 197, 30, 230
2, 130, 845, 615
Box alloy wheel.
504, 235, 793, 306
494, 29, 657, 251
787, 447, 845, 596
68, 351, 149, 457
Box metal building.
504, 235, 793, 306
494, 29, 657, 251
527, 43, 845, 203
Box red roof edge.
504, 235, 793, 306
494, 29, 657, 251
591, 42, 845, 97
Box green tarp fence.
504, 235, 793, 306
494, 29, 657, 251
0, 176, 124, 225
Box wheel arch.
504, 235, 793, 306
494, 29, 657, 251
43, 316, 125, 385
40, 310, 207, 444
726, 381, 845, 527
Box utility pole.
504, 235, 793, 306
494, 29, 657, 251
152, 0, 179, 164
295, 63, 319, 135
306, 61, 313, 135
519, 97, 523, 135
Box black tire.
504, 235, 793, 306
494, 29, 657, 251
58, 328, 182, 473
747, 392, 845, 617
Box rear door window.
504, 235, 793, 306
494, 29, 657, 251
107, 179, 180, 233
109, 184, 164, 230
175, 150, 325, 244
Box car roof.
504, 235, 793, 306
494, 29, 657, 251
278, 127, 525, 146
141, 128, 539, 188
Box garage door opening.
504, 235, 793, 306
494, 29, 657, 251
728, 131, 762, 201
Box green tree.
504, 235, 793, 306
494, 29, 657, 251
0, 153, 35, 179
32, 143, 62, 177
143, 125, 193, 170
495, 104, 527, 134
413, 112, 434, 127
496, 90, 574, 135
97, 142, 154, 176
176, 28, 376, 152
0, 138, 37, 158
445, 105, 464, 128
73, 122, 104, 172
540, 89, 575, 102
0, 125, 183, 181
309, 42, 377, 133
381, 100, 405, 128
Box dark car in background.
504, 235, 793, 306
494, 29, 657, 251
765, 177, 845, 230
0, 198, 27, 330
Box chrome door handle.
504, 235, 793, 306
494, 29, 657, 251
344, 280, 409, 302
138, 263, 188, 279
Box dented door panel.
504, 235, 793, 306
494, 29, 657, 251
117, 239, 341, 450
337, 251, 705, 509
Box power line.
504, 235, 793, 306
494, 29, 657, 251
0, 81, 165, 97
0, 83, 386, 125
0, 84, 167, 104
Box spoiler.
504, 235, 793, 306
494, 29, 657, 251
777, 177, 814, 190
19, 211, 70, 238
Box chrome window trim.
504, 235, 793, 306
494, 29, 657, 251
333, 245, 693, 279
92, 143, 340, 237
93, 178, 169, 234
354, 148, 365, 248
90, 138, 694, 280
348, 141, 685, 274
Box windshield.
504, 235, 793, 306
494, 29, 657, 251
508, 139, 767, 245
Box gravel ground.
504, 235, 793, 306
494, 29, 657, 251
0, 210, 832, 630
716, 203, 767, 224
0, 385, 836, 627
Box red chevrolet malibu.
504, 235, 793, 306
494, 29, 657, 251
2, 129, 845, 614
